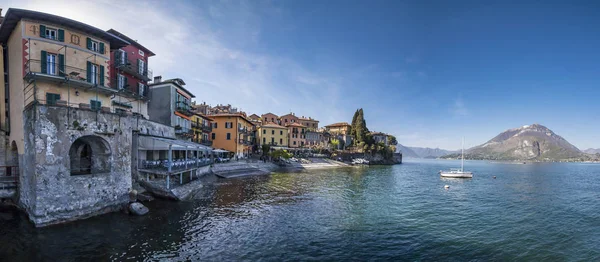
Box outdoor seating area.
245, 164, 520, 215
142, 158, 212, 170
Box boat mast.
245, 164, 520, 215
461, 137, 464, 172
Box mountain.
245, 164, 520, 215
408, 147, 457, 158
443, 124, 583, 161
583, 148, 600, 154
396, 144, 420, 158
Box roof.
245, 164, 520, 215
287, 122, 305, 128
261, 112, 278, 117
260, 122, 287, 129
149, 78, 195, 98
138, 135, 212, 151
325, 122, 351, 127
248, 114, 260, 119
0, 8, 129, 48
280, 113, 298, 119
107, 29, 155, 56
208, 113, 255, 125
299, 117, 319, 122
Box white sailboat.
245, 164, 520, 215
440, 138, 473, 178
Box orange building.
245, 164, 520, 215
210, 113, 255, 157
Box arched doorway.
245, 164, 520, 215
69, 136, 111, 175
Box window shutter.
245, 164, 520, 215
86, 61, 92, 83
58, 29, 65, 42
124, 76, 128, 89
86, 37, 92, 50
124, 52, 128, 64
99, 42, 105, 54
40, 51, 47, 73
99, 65, 105, 86
58, 54, 65, 76
40, 25, 46, 38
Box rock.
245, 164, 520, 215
129, 190, 138, 203
128, 202, 149, 216
137, 193, 154, 202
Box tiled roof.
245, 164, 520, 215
286, 122, 305, 127
209, 113, 255, 125
261, 122, 287, 129
325, 122, 350, 127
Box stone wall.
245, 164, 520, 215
335, 152, 402, 165
21, 104, 135, 227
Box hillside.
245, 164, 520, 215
408, 147, 456, 158
397, 144, 420, 158
442, 124, 584, 161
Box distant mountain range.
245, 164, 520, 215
442, 124, 587, 161
397, 144, 456, 158
583, 148, 600, 154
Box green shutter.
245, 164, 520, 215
99, 65, 105, 86
99, 42, 105, 54
40, 51, 47, 73
86, 61, 92, 83
40, 25, 46, 38
90, 100, 101, 111
86, 37, 92, 50
124, 76, 128, 88
58, 29, 64, 42
58, 54, 65, 76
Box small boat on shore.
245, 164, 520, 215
440, 138, 473, 178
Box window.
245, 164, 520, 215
213, 123, 218, 128
226, 133, 231, 140
280, 138, 283, 144
280, 130, 283, 135
293, 141, 296, 145
263, 137, 266, 144
263, 129, 266, 134
87, 37, 104, 54
271, 130, 275, 135
45, 27, 57, 40
139, 50, 145, 57
119, 49, 126, 65
138, 59, 145, 75
47, 53, 57, 75
46, 93, 60, 105
117, 74, 126, 89
271, 137, 275, 144
285, 119, 288, 123
89, 63, 98, 84
212, 133, 216, 139
90, 100, 101, 111
138, 83, 146, 96
91, 40, 99, 52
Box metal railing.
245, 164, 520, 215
114, 54, 153, 81
176, 101, 194, 116
141, 158, 213, 171
111, 77, 149, 99
25, 60, 110, 89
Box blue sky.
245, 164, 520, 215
7, 0, 600, 150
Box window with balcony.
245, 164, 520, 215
118, 49, 126, 65
46, 53, 57, 75
138, 59, 145, 75
138, 83, 146, 96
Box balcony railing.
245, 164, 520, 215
112, 78, 149, 100
200, 139, 212, 146
175, 126, 194, 138
239, 127, 250, 134
238, 139, 252, 145
176, 101, 194, 116
114, 53, 153, 81
202, 124, 213, 133
25, 60, 112, 91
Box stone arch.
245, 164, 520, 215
69, 135, 111, 175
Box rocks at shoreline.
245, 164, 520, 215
129, 202, 149, 216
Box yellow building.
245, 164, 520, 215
325, 122, 351, 135
191, 113, 213, 147
0, 9, 129, 157
287, 122, 306, 148
257, 122, 288, 147
210, 113, 255, 157
298, 116, 319, 131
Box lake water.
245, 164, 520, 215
1, 159, 599, 261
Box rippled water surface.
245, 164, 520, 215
1, 159, 600, 261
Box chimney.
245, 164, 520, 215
153, 76, 162, 83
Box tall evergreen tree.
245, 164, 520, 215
350, 109, 359, 144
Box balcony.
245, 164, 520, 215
200, 139, 212, 147
24, 60, 116, 97
114, 53, 153, 81
238, 139, 252, 145
191, 122, 199, 128
176, 101, 194, 117
202, 124, 213, 133
175, 126, 194, 138
239, 127, 250, 134
112, 78, 149, 101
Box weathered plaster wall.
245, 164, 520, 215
22, 104, 134, 227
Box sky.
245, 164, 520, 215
5, 0, 600, 150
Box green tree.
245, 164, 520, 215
350, 109, 359, 144
270, 149, 292, 160
330, 139, 340, 150
261, 144, 271, 156
387, 135, 398, 146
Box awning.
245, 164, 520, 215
212, 149, 230, 153
138, 136, 212, 151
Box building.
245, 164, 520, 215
298, 116, 319, 131
287, 122, 306, 148
371, 132, 389, 145
280, 113, 299, 126
305, 131, 329, 148
107, 29, 154, 119
248, 113, 260, 122
257, 122, 288, 147
0, 8, 137, 226
191, 113, 212, 147
148, 76, 195, 140
261, 112, 279, 124
210, 113, 255, 157
325, 122, 351, 135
